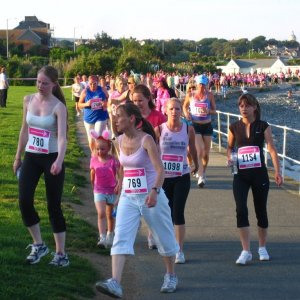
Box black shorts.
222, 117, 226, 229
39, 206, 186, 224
74, 96, 80, 102
192, 122, 213, 136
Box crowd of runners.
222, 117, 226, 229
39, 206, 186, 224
13, 66, 283, 299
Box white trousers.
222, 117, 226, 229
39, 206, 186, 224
111, 190, 179, 256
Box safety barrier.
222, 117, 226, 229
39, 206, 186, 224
213, 110, 300, 194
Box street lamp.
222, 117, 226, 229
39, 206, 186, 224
6, 18, 17, 59
73, 27, 76, 53
6, 19, 9, 59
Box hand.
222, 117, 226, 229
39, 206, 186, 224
227, 159, 233, 167
50, 160, 62, 175
145, 190, 157, 208
13, 159, 22, 174
275, 172, 283, 186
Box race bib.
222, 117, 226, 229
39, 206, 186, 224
191, 102, 208, 117
162, 154, 184, 176
123, 168, 148, 194
238, 146, 261, 169
28, 127, 50, 154
90, 98, 103, 110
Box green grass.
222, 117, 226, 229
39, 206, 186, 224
0, 86, 109, 299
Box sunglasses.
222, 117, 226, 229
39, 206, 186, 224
127, 81, 134, 84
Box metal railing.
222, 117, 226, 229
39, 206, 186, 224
213, 110, 300, 194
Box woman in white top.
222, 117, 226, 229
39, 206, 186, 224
13, 66, 69, 267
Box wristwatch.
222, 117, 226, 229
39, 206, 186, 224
152, 187, 161, 194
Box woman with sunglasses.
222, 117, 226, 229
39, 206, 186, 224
183, 74, 216, 188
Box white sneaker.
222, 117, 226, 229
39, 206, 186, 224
175, 251, 185, 264
96, 278, 123, 298
197, 176, 206, 188
105, 233, 114, 249
97, 236, 106, 249
258, 247, 270, 261
236, 250, 252, 265
160, 273, 178, 293
148, 236, 157, 250
76, 112, 80, 117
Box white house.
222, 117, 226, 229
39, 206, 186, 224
217, 58, 300, 75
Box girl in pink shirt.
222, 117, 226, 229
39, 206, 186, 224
90, 129, 122, 248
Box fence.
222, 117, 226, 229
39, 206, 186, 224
213, 110, 300, 194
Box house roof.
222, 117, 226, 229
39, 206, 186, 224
233, 58, 279, 68
14, 16, 49, 30
17, 29, 41, 41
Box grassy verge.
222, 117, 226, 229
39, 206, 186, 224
0, 86, 108, 299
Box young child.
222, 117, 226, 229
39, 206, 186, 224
90, 129, 121, 248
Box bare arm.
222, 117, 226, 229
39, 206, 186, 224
183, 95, 191, 120
78, 89, 89, 109
13, 96, 30, 173
264, 126, 283, 186
143, 135, 165, 207
90, 168, 95, 189
208, 92, 217, 115
50, 102, 67, 175
227, 130, 235, 164
110, 90, 128, 105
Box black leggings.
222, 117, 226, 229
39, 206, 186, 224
18, 152, 66, 233
163, 173, 191, 225
233, 168, 269, 228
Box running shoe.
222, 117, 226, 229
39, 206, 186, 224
148, 236, 157, 250
105, 233, 114, 249
160, 273, 178, 293
96, 278, 123, 298
258, 247, 270, 261
49, 252, 70, 267
97, 236, 106, 249
175, 251, 186, 264
236, 250, 252, 265
197, 176, 206, 188
25, 243, 49, 264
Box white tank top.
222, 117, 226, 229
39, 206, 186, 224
25, 96, 59, 153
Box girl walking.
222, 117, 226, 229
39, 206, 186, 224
90, 129, 121, 248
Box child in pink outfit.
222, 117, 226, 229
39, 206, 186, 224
90, 130, 121, 248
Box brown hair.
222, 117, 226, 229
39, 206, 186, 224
238, 93, 261, 120
133, 84, 155, 109
38, 66, 66, 106
117, 102, 156, 141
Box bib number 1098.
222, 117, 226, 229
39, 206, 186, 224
163, 161, 181, 171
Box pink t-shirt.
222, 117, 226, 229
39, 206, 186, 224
156, 88, 170, 114
90, 155, 120, 194
146, 109, 166, 128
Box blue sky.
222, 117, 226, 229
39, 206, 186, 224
1, 0, 299, 42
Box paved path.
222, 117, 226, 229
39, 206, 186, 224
133, 149, 300, 300
75, 119, 300, 300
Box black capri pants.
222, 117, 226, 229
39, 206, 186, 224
18, 152, 66, 233
163, 173, 191, 225
233, 167, 269, 228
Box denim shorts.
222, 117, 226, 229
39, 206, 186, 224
94, 193, 116, 205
